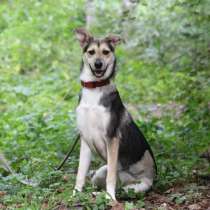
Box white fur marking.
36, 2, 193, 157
76, 86, 111, 159
123, 177, 153, 193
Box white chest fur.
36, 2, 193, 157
76, 87, 110, 159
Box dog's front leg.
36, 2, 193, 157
106, 137, 119, 201
74, 139, 91, 192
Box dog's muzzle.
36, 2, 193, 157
89, 64, 108, 78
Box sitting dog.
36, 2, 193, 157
74, 28, 157, 201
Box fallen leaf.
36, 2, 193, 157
188, 204, 201, 210
159, 203, 168, 210
111, 202, 124, 210
57, 188, 65, 193
0, 192, 6, 197
62, 175, 69, 182
56, 204, 69, 210
0, 204, 6, 210
41, 202, 49, 210
165, 188, 174, 194
15, 204, 23, 208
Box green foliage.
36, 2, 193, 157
0, 0, 209, 209
0, 0, 85, 74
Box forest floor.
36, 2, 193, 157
1, 175, 210, 210
1, 80, 209, 209
144, 181, 210, 210
1, 0, 210, 208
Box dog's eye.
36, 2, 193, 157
102, 50, 110, 55
88, 50, 95, 55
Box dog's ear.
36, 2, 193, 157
74, 28, 93, 48
105, 35, 121, 48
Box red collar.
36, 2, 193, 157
81, 79, 110, 89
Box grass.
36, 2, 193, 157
0, 0, 209, 209
1, 61, 209, 209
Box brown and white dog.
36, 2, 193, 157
74, 28, 157, 201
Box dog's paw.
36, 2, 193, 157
105, 193, 119, 207
105, 192, 112, 200
91, 191, 100, 197
92, 191, 116, 201
72, 188, 81, 197
106, 192, 117, 201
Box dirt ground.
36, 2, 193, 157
110, 179, 210, 210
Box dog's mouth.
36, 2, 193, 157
89, 64, 108, 78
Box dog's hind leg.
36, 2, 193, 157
121, 150, 155, 193
118, 170, 136, 185
122, 177, 153, 193
91, 165, 107, 189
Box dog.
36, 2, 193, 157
74, 28, 157, 201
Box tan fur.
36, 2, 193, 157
106, 138, 119, 200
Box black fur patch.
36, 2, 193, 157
100, 90, 157, 171
118, 118, 155, 170
78, 91, 82, 104
83, 43, 90, 53
106, 41, 114, 52
80, 60, 84, 72
83, 38, 94, 52
96, 39, 100, 47
106, 58, 117, 80
100, 91, 124, 138
83, 39, 100, 52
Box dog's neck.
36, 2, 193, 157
80, 80, 116, 105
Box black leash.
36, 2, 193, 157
56, 134, 80, 170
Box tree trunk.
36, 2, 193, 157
121, 0, 140, 42
85, 0, 96, 29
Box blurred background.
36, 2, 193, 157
0, 0, 210, 209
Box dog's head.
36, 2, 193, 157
75, 28, 121, 80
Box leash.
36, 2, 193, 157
56, 134, 80, 170
51, 83, 80, 170
1, 79, 80, 187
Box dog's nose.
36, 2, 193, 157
95, 59, 103, 69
